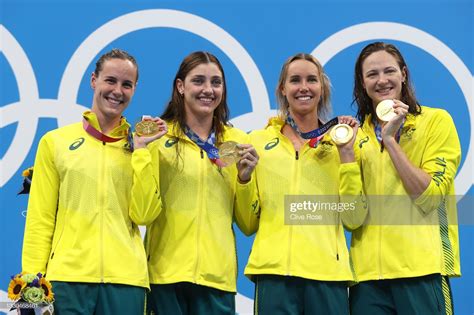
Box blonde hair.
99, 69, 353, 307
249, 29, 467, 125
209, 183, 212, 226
276, 53, 331, 121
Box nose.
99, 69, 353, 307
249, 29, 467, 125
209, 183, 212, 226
299, 81, 309, 92
112, 83, 123, 96
202, 82, 213, 94
377, 74, 389, 85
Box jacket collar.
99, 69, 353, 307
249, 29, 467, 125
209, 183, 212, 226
82, 111, 130, 138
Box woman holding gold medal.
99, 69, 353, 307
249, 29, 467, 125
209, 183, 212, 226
244, 53, 366, 314
130, 51, 259, 315
349, 42, 461, 315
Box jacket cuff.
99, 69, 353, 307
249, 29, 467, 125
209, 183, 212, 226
414, 179, 441, 214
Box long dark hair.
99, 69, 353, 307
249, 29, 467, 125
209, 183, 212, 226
353, 42, 421, 126
161, 51, 230, 143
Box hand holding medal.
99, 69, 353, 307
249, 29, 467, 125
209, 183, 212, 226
376, 100, 409, 140
376, 99, 397, 122
234, 143, 259, 183
135, 115, 167, 137
330, 124, 354, 145
332, 116, 359, 163
330, 116, 358, 146
133, 115, 168, 149
218, 141, 241, 166
215, 140, 259, 182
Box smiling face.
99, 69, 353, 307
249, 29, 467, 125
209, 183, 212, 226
90, 58, 137, 125
281, 59, 322, 117
361, 50, 406, 109
176, 62, 224, 121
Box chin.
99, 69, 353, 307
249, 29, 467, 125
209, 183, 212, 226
292, 106, 317, 115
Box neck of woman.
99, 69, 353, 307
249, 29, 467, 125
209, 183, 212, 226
186, 113, 214, 141
94, 111, 121, 135
290, 111, 319, 132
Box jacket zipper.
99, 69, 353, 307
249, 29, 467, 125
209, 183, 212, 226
99, 142, 106, 282
194, 149, 205, 281
335, 215, 340, 261
287, 148, 300, 275
378, 145, 385, 279
232, 226, 238, 282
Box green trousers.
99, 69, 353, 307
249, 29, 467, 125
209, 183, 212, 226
147, 282, 235, 315
51, 281, 146, 315
254, 275, 349, 315
349, 274, 453, 315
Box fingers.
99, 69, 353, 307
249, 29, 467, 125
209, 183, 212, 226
236, 144, 259, 169
135, 116, 169, 147
155, 118, 168, 136
381, 101, 407, 139
338, 115, 359, 127
237, 144, 258, 161
392, 100, 409, 117
236, 144, 258, 183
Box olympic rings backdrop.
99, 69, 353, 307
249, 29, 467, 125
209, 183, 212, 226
1, 0, 472, 314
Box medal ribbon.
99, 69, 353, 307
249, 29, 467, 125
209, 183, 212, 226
184, 126, 226, 167
286, 115, 339, 148
374, 119, 404, 151
83, 119, 125, 143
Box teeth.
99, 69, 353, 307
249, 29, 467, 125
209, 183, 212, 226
200, 98, 213, 102
297, 96, 311, 101
107, 98, 121, 105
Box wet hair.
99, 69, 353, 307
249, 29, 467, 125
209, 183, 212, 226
353, 42, 421, 126
94, 48, 139, 82
161, 51, 230, 143
276, 53, 331, 121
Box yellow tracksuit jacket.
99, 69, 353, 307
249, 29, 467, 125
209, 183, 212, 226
244, 117, 366, 281
22, 111, 149, 288
130, 122, 259, 292
351, 106, 461, 281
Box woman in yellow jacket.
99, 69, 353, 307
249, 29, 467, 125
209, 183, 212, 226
130, 51, 259, 315
22, 49, 166, 315
349, 42, 461, 315
244, 53, 366, 314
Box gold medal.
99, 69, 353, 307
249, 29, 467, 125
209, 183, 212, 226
135, 120, 161, 136
330, 124, 353, 145
218, 141, 240, 166
376, 99, 397, 122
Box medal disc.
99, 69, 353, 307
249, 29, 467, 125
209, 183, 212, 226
218, 141, 240, 166
135, 120, 161, 136
330, 124, 353, 145
376, 99, 397, 122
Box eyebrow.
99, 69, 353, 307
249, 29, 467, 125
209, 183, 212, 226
288, 74, 317, 79
365, 65, 398, 74
191, 74, 222, 80
104, 76, 134, 85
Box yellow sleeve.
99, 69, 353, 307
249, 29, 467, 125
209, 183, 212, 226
22, 134, 59, 274
414, 110, 461, 214
233, 175, 260, 236
129, 142, 162, 226
339, 134, 368, 231
232, 130, 260, 236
